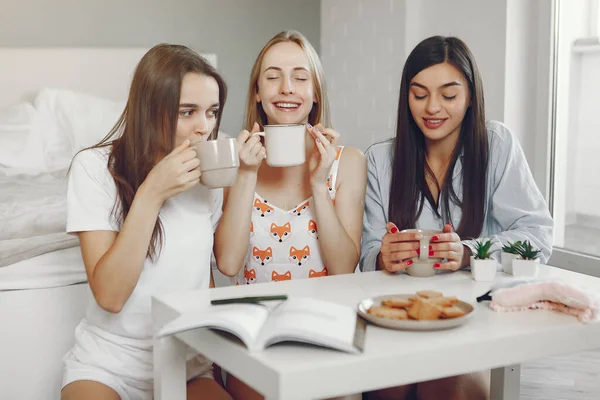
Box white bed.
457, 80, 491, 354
0, 47, 220, 400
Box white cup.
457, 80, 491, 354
399, 229, 444, 277
254, 124, 306, 167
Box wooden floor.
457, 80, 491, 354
520, 349, 600, 399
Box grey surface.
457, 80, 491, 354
0, 0, 321, 136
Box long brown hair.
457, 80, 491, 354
87, 44, 227, 259
243, 30, 331, 131
388, 36, 488, 239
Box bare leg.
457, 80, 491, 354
416, 371, 490, 400
187, 377, 232, 400
61, 380, 120, 400
365, 384, 416, 400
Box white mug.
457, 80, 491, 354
400, 229, 444, 277
253, 124, 306, 167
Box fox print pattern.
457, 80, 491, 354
252, 246, 273, 266
270, 222, 291, 243
309, 268, 328, 278
238, 146, 345, 284
290, 201, 309, 217
244, 266, 257, 284
308, 220, 318, 239
289, 245, 311, 266
253, 198, 274, 217
272, 271, 292, 282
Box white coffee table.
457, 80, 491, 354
153, 266, 600, 400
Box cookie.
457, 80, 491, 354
416, 290, 443, 299
429, 296, 459, 307
381, 298, 412, 309
408, 298, 442, 320
441, 306, 466, 318
368, 305, 408, 320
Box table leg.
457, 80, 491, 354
154, 335, 187, 400
490, 364, 520, 400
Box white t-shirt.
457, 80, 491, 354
67, 147, 222, 339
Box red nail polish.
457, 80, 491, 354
416, 249, 420, 255
429, 245, 433, 250
429, 250, 434, 257
432, 235, 439, 241
407, 260, 413, 265
434, 263, 441, 268
391, 227, 398, 233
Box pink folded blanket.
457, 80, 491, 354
477, 279, 600, 323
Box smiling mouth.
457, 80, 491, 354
273, 102, 300, 110
423, 118, 447, 129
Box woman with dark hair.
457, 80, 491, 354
361, 36, 553, 398
61, 44, 231, 399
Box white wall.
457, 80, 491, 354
321, 0, 510, 152
320, 0, 407, 151
403, 0, 508, 124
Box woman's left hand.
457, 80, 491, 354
431, 223, 467, 271
307, 123, 340, 187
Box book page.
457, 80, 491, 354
255, 297, 361, 353
157, 303, 270, 349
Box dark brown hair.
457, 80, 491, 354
388, 36, 488, 239
88, 44, 227, 259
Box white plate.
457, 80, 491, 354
357, 294, 475, 331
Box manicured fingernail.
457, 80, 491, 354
434, 263, 441, 268
429, 251, 434, 257
432, 236, 439, 241
429, 245, 433, 250
416, 249, 420, 255
390, 226, 398, 233
407, 260, 413, 265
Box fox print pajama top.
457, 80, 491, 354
236, 147, 344, 284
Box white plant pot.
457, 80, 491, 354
501, 252, 521, 275
512, 258, 540, 277
470, 256, 497, 282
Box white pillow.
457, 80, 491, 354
34, 89, 125, 171
0, 102, 48, 173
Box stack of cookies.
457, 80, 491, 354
367, 290, 467, 321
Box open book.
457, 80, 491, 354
157, 297, 365, 354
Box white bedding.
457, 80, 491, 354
0, 246, 86, 291
0, 168, 79, 268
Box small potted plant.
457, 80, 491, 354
470, 239, 497, 281
512, 240, 541, 277
501, 240, 523, 275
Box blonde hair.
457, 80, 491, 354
243, 30, 331, 131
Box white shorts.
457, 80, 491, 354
62, 320, 213, 400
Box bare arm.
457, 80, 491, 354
214, 126, 265, 276
312, 147, 367, 274
214, 171, 258, 276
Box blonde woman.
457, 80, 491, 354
214, 30, 367, 399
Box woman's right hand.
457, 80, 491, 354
237, 122, 266, 174
142, 139, 201, 205
378, 222, 423, 272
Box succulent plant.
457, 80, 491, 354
474, 239, 493, 260
515, 240, 541, 260
502, 240, 524, 255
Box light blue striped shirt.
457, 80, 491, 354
360, 120, 553, 272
